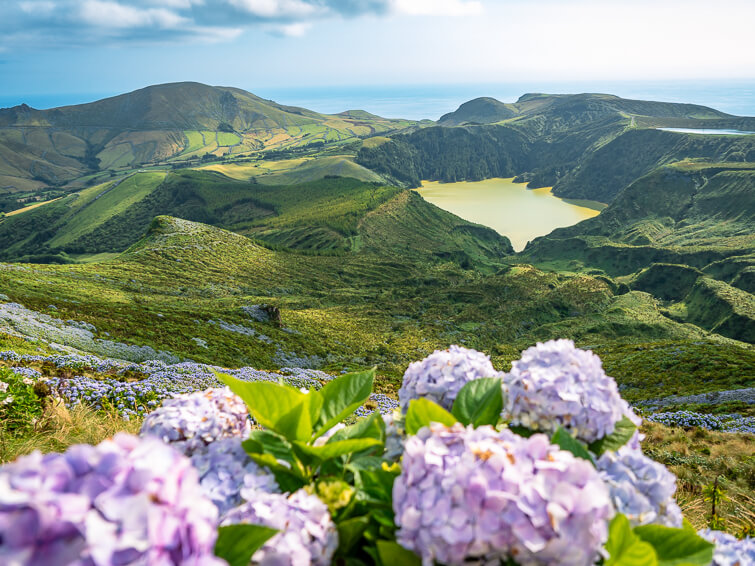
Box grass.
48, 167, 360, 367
642, 422, 755, 535
0, 401, 141, 464
48, 171, 167, 248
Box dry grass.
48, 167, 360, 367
0, 401, 141, 464
642, 422, 755, 535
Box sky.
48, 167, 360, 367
1, 0, 754, 109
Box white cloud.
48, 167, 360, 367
228, 0, 320, 18
78, 1, 188, 29
392, 0, 482, 16
271, 21, 312, 36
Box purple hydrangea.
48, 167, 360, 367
0, 433, 223, 566
221, 490, 338, 566
393, 423, 613, 566
503, 339, 638, 443
597, 445, 682, 527
190, 438, 279, 517
140, 387, 251, 454
398, 345, 499, 413
698, 529, 755, 566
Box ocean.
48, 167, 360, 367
1, 80, 754, 121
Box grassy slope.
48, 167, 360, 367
521, 164, 755, 343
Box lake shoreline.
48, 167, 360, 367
415, 178, 603, 252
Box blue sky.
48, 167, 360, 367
1, 0, 754, 104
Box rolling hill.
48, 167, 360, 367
0, 82, 423, 205
357, 92, 755, 199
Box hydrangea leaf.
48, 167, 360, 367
376, 541, 422, 566
588, 416, 637, 456
246, 452, 307, 492
551, 426, 595, 464
215, 370, 318, 441
605, 514, 658, 566
294, 438, 382, 461
451, 377, 503, 427
335, 516, 370, 556
243, 430, 295, 463
214, 524, 278, 566
404, 398, 458, 435
314, 368, 375, 438
331, 412, 385, 443
634, 524, 715, 566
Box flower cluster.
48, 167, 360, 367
0, 433, 222, 565
597, 444, 683, 527
354, 392, 401, 417
503, 339, 638, 443
221, 489, 339, 566
393, 423, 613, 566
398, 345, 499, 413
647, 411, 755, 434
698, 529, 755, 566
140, 388, 279, 516
140, 387, 251, 453
1, 347, 334, 419
191, 438, 280, 516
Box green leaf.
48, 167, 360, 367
214, 524, 278, 566
589, 416, 637, 456
215, 371, 315, 440
376, 541, 422, 566
405, 398, 458, 435
244, 430, 294, 458
314, 368, 375, 438
551, 426, 595, 464
335, 516, 370, 556
634, 524, 715, 566
331, 412, 385, 443
507, 425, 538, 437
246, 452, 307, 492
294, 438, 382, 461
451, 377, 504, 427
605, 515, 658, 566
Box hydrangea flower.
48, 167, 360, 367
0, 433, 223, 565
393, 423, 613, 566
140, 387, 251, 454
597, 445, 682, 527
190, 438, 279, 517
698, 529, 755, 566
503, 339, 638, 443
398, 345, 499, 413
221, 490, 338, 566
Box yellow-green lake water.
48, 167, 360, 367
415, 178, 605, 252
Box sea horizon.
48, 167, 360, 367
1, 79, 754, 121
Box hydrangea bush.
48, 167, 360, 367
0, 433, 222, 565
1, 339, 748, 565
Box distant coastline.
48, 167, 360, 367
2, 80, 755, 121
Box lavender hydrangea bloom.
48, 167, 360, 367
597, 445, 682, 527
393, 423, 613, 566
0, 433, 223, 566
190, 438, 279, 517
698, 529, 755, 566
140, 387, 251, 454
221, 490, 338, 566
398, 345, 499, 413
504, 339, 638, 443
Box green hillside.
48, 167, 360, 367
521, 163, 755, 342
2, 213, 749, 384
357, 92, 755, 197
0, 82, 422, 207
